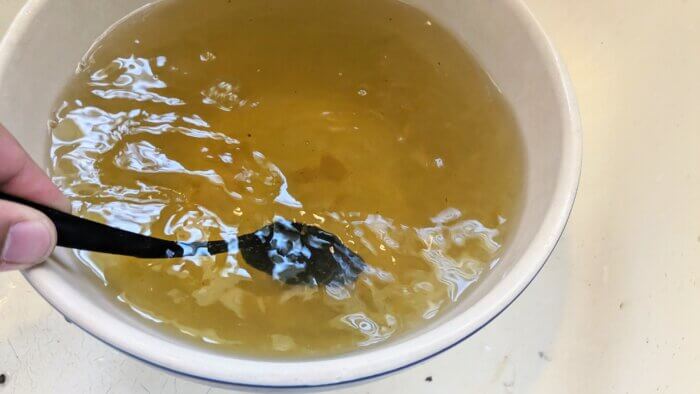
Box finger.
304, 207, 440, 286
0, 200, 57, 271
0, 124, 70, 212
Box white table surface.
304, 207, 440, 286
2, 1, 699, 392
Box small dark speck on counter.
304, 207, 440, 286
538, 351, 551, 361
425, 376, 432, 382
619, 302, 625, 310
0, 374, 6, 384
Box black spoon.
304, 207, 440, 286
0, 191, 366, 286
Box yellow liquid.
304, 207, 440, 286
49, 0, 524, 357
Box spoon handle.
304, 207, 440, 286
0, 191, 188, 258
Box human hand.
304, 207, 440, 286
0, 125, 69, 271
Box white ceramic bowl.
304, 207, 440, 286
0, 0, 581, 389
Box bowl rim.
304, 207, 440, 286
4, 0, 582, 388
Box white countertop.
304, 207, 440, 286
1, 1, 699, 392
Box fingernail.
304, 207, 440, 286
1, 221, 54, 267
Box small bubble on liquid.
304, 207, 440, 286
200, 51, 216, 62
358, 89, 368, 96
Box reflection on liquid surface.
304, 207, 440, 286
50, 0, 523, 357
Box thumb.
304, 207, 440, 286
0, 200, 57, 271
